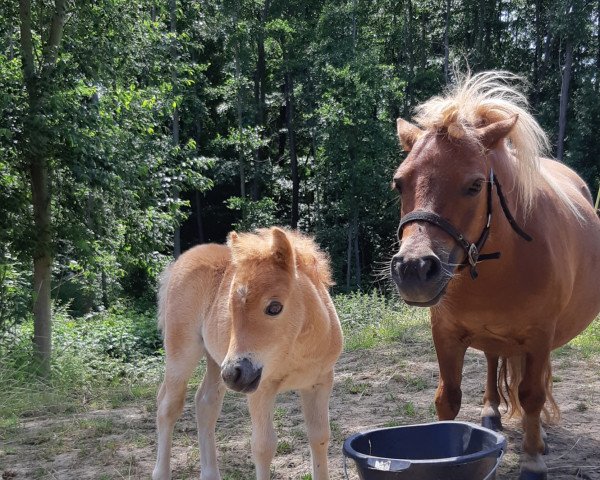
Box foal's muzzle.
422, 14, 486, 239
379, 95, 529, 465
390, 252, 447, 306
221, 357, 262, 393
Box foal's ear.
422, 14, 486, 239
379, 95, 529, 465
227, 231, 239, 247
271, 228, 295, 273
477, 115, 518, 149
397, 118, 424, 152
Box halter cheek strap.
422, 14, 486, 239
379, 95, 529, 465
397, 169, 532, 280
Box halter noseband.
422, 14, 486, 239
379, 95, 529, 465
397, 169, 533, 280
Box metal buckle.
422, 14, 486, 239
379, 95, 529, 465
468, 243, 479, 267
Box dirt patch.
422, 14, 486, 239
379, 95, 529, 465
2, 345, 599, 479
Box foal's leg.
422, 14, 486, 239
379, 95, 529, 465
300, 370, 334, 480
247, 389, 278, 480
432, 325, 468, 420
196, 355, 226, 480
481, 353, 503, 431
153, 341, 204, 480
518, 351, 550, 480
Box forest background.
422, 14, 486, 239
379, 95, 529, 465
0, 0, 599, 374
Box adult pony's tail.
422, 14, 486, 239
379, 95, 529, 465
498, 355, 560, 424
157, 262, 174, 333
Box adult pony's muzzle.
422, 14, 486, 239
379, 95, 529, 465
221, 357, 263, 393
390, 252, 449, 306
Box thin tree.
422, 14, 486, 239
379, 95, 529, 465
18, 0, 67, 376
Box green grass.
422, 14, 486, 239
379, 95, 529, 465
0, 292, 598, 434
566, 317, 600, 356
334, 291, 430, 351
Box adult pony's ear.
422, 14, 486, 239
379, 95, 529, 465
271, 227, 296, 273
397, 118, 424, 152
477, 115, 518, 149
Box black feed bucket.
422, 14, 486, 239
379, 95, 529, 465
343, 421, 506, 480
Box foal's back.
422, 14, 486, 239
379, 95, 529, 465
158, 244, 231, 352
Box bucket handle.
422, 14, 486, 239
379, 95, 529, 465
482, 448, 506, 480
343, 448, 505, 480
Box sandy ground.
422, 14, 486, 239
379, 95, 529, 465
1, 343, 599, 479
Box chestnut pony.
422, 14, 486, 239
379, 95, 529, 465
152, 227, 342, 480
390, 72, 600, 479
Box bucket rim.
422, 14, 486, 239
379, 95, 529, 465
342, 420, 506, 470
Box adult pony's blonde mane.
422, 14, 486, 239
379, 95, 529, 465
228, 227, 334, 287
412, 71, 579, 217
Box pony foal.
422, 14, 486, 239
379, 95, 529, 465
152, 227, 343, 480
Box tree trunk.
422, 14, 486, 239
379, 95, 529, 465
195, 191, 205, 244
234, 33, 246, 200
404, 0, 414, 117
31, 158, 52, 375
346, 222, 352, 290
557, 40, 573, 162
285, 70, 299, 229
170, 0, 181, 258
353, 211, 360, 288
19, 0, 66, 376
597, 0, 600, 90
532, 0, 542, 107
252, 0, 269, 201
443, 0, 451, 84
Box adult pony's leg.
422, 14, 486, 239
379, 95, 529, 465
481, 353, 503, 431
247, 389, 278, 480
432, 325, 468, 420
153, 340, 204, 480
300, 370, 334, 480
518, 350, 550, 480
196, 355, 226, 480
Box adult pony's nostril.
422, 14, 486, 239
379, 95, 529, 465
390, 255, 404, 277
419, 255, 441, 282
392, 254, 441, 285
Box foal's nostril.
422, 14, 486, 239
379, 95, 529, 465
221, 357, 262, 393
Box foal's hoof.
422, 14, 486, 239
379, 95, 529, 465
481, 416, 503, 431
519, 470, 548, 480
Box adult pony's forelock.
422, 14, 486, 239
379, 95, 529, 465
410, 70, 583, 218
227, 227, 334, 288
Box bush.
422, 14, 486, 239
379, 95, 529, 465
334, 291, 430, 351
0, 303, 164, 418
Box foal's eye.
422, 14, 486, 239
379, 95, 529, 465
467, 179, 484, 196
265, 301, 283, 316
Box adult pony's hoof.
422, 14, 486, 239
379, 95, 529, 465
482, 415, 503, 431
519, 470, 547, 480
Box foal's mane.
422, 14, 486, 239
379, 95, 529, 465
229, 228, 334, 287
412, 71, 579, 217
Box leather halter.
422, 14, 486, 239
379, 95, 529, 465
397, 169, 533, 279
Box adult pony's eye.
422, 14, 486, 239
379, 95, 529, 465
265, 301, 283, 316
392, 178, 402, 194
466, 179, 484, 196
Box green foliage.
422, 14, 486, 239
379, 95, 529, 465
227, 196, 279, 231
334, 291, 430, 351
0, 304, 163, 418
1, 0, 600, 368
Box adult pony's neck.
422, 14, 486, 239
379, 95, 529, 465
412, 71, 581, 220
